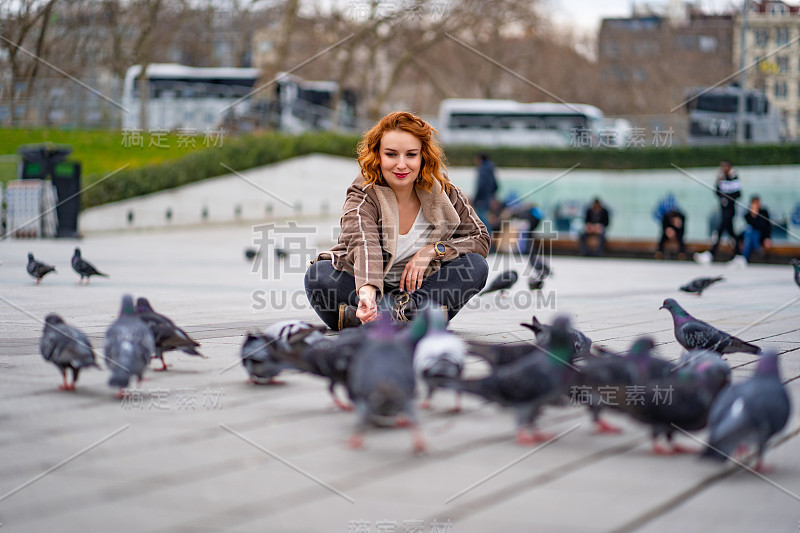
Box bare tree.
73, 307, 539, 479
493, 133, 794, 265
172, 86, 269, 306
0, 0, 61, 125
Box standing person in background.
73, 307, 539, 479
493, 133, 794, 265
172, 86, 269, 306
579, 197, 610, 257
730, 196, 772, 267
709, 160, 741, 259
473, 154, 498, 230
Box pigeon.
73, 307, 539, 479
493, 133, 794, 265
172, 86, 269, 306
528, 254, 551, 290
273, 325, 363, 410
449, 316, 578, 445
660, 298, 760, 354
702, 350, 790, 471
40, 314, 98, 390
105, 295, 155, 395
575, 337, 661, 434
676, 350, 731, 396
521, 315, 592, 355
413, 306, 467, 413
27, 253, 56, 284
346, 313, 424, 453
244, 247, 259, 260
240, 331, 294, 385
791, 258, 800, 289
680, 276, 724, 296
71, 247, 109, 284
615, 362, 723, 455
480, 270, 518, 296
135, 297, 204, 371
466, 340, 540, 370
275, 247, 288, 259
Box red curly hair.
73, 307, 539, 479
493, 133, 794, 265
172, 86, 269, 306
356, 111, 450, 192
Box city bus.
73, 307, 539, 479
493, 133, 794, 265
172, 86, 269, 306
121, 63, 260, 130
685, 86, 781, 145
437, 98, 615, 148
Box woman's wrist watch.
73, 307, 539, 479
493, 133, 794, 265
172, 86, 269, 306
433, 241, 446, 257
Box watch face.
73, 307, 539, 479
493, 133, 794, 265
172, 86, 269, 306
435, 243, 445, 256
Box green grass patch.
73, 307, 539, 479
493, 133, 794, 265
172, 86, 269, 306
0, 128, 211, 184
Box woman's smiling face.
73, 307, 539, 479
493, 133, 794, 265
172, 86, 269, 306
379, 130, 422, 192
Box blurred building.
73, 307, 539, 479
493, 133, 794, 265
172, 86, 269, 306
734, 0, 800, 140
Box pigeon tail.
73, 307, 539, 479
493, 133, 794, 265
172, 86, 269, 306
719, 337, 760, 355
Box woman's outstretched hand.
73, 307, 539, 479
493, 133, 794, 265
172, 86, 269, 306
356, 284, 378, 323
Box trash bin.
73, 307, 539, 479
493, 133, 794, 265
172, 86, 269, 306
17, 143, 80, 238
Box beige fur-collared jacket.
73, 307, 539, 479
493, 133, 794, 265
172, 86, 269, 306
313, 175, 491, 296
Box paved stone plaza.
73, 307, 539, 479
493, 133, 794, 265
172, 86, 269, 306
1, 222, 799, 533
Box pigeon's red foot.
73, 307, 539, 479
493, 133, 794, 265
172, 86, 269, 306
651, 441, 674, 456
348, 434, 364, 449
516, 429, 555, 445
670, 443, 698, 454
753, 460, 774, 474
595, 419, 622, 434
395, 415, 412, 428
419, 399, 433, 410
411, 432, 427, 455
445, 405, 462, 415
332, 397, 354, 412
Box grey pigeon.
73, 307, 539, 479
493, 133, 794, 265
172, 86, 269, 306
575, 337, 665, 434
240, 332, 294, 385
676, 350, 731, 395
105, 295, 155, 395
527, 254, 551, 290
680, 276, 724, 296
702, 350, 790, 471
791, 258, 800, 289
660, 298, 760, 354
273, 324, 363, 410
449, 316, 578, 445
521, 315, 592, 355
413, 306, 467, 413
346, 313, 425, 453
615, 360, 724, 455
71, 247, 109, 284
40, 314, 98, 390
480, 270, 518, 296
27, 253, 56, 284
135, 297, 204, 371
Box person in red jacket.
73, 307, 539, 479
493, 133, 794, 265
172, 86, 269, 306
306, 111, 491, 330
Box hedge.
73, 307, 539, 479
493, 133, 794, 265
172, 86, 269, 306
82, 132, 800, 209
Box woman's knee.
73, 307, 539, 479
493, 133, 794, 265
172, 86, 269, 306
464, 253, 490, 285
304, 260, 332, 293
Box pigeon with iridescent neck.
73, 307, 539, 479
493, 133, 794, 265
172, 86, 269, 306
702, 350, 790, 472
135, 297, 204, 371
660, 298, 760, 354
446, 316, 578, 445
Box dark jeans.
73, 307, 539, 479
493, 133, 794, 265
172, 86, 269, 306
304, 253, 490, 330
579, 230, 606, 256
711, 209, 736, 255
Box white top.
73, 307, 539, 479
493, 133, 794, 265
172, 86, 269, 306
384, 208, 432, 286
